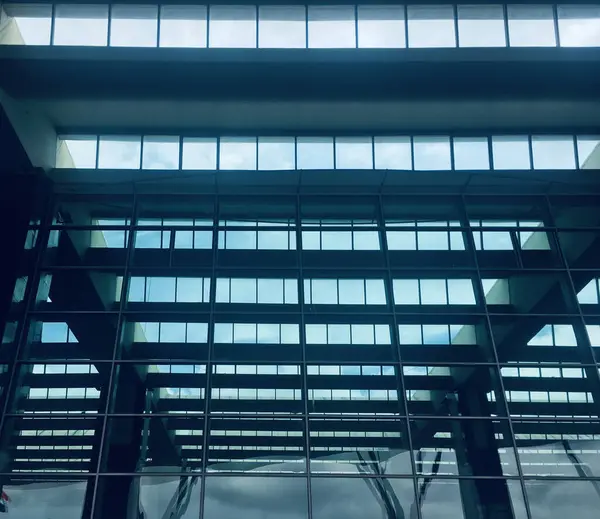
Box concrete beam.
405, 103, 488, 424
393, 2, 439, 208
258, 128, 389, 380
0, 89, 57, 170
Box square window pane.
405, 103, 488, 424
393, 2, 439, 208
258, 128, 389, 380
214, 323, 233, 343
306, 324, 327, 344
351, 324, 374, 344
577, 136, 600, 169
387, 231, 416, 250
98, 136, 141, 169
160, 322, 186, 343
492, 136, 531, 170
420, 279, 447, 305
353, 231, 380, 250
297, 138, 334, 170
399, 324, 422, 345
182, 138, 217, 170
234, 323, 257, 343
57, 136, 97, 168
358, 5, 406, 48
329, 324, 351, 344
408, 5, 456, 48
532, 136, 576, 170
308, 6, 356, 48
230, 278, 257, 303
258, 6, 306, 48
54, 5, 108, 46
393, 279, 420, 305
2, 4, 52, 45
177, 278, 206, 303
448, 279, 476, 305
453, 137, 490, 170
413, 137, 451, 170
458, 5, 506, 47
311, 280, 338, 305
558, 6, 600, 47
187, 323, 208, 342
335, 138, 373, 169
423, 324, 450, 345
147, 277, 176, 302
508, 5, 557, 47
209, 6, 256, 48
110, 5, 158, 47
258, 279, 284, 304
160, 5, 207, 48
220, 138, 257, 170
375, 324, 391, 344
339, 280, 365, 305
374, 137, 412, 170
142, 136, 180, 170
257, 323, 279, 343
258, 137, 295, 170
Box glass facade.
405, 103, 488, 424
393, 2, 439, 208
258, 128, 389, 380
1, 191, 600, 518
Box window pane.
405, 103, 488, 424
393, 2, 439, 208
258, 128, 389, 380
458, 5, 506, 47
374, 137, 412, 170
413, 137, 451, 171
147, 277, 176, 302
54, 4, 108, 46
258, 137, 295, 170
357, 5, 406, 48
259, 6, 306, 48
335, 138, 373, 169
420, 279, 447, 305
525, 480, 600, 519
142, 136, 180, 170
209, 6, 256, 48
558, 5, 600, 47
408, 5, 456, 48
492, 136, 531, 170
110, 5, 158, 47
1, 4, 52, 45
508, 5, 556, 47
308, 6, 356, 48
220, 138, 257, 170
311, 279, 338, 304
339, 279, 365, 305
453, 137, 490, 170
577, 136, 600, 169
182, 138, 217, 169
297, 138, 334, 170
98, 136, 141, 169
159, 5, 207, 48
230, 278, 257, 303
532, 136, 575, 170
394, 279, 420, 305
57, 136, 97, 168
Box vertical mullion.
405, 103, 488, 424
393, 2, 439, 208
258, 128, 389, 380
377, 193, 422, 519
295, 193, 313, 519
305, 5, 309, 49
371, 135, 376, 170
503, 4, 510, 48
573, 134, 580, 170
404, 4, 409, 48
216, 137, 221, 171
50, 3, 56, 45
458, 194, 534, 519
354, 4, 359, 48
527, 134, 534, 170
157, 4, 162, 47
449, 136, 456, 172
95, 135, 101, 169
453, 3, 459, 48
108, 3, 113, 46
553, 4, 561, 47
487, 136, 495, 170
178, 135, 184, 170
410, 136, 415, 171
199, 196, 219, 519
255, 4, 259, 49
206, 4, 211, 48
90, 191, 138, 516
332, 137, 337, 170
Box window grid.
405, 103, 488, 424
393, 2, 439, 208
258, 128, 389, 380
3, 192, 600, 519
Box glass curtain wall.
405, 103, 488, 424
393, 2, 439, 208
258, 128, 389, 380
0, 193, 599, 519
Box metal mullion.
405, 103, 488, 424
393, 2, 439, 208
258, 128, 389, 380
542, 195, 600, 404
89, 190, 138, 515
108, 4, 113, 46
296, 193, 313, 519
157, 3, 162, 47
49, 3, 56, 45
453, 3, 459, 48
403, 4, 409, 48
354, 4, 358, 48
527, 134, 535, 170
573, 134, 580, 170
255, 4, 259, 49
503, 4, 510, 47
377, 194, 422, 519
553, 4, 561, 47
0, 190, 54, 435
458, 194, 534, 519
305, 4, 309, 48
199, 196, 219, 519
